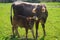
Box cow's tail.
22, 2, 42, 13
10, 5, 13, 24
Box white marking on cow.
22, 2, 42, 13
14, 1, 23, 5
32, 8, 36, 13
42, 6, 45, 12
32, 5, 37, 13
13, 1, 40, 5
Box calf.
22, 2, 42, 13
11, 15, 35, 39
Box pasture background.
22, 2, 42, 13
0, 2, 60, 40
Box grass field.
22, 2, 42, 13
0, 2, 60, 40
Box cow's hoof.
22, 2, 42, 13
35, 38, 37, 40
17, 36, 20, 38
10, 35, 15, 39
44, 34, 46, 37
18, 37, 20, 40
33, 37, 35, 39
25, 38, 28, 40
35, 36, 38, 40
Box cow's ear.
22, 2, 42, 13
32, 8, 36, 13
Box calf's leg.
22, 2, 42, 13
12, 26, 15, 38
31, 28, 35, 38
15, 26, 20, 38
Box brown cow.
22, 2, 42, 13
11, 15, 35, 40
10, 1, 48, 40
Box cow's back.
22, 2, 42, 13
12, 1, 39, 17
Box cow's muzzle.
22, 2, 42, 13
42, 7, 46, 12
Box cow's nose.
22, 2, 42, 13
42, 7, 45, 12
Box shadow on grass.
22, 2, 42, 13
5, 36, 34, 40
5, 35, 45, 40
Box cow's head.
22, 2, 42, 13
32, 4, 48, 20
32, 4, 46, 14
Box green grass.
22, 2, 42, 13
0, 2, 60, 40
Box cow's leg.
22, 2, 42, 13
25, 29, 28, 40
35, 21, 39, 39
41, 19, 46, 36
41, 23, 46, 36
31, 28, 35, 39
